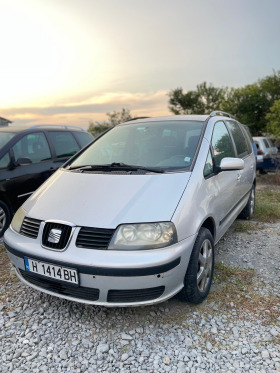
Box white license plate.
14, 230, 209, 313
24, 257, 78, 284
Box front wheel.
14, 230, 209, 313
179, 227, 214, 304
0, 200, 11, 237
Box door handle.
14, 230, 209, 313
237, 174, 241, 181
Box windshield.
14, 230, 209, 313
0, 132, 16, 149
68, 120, 204, 172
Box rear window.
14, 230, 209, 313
263, 139, 270, 148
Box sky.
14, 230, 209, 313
1, 0, 280, 129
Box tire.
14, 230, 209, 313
238, 185, 255, 220
179, 227, 214, 304
0, 200, 11, 237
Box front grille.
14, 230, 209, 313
76, 227, 115, 249
107, 286, 165, 303
42, 222, 72, 250
20, 217, 41, 239
19, 269, 99, 301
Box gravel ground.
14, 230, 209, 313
0, 219, 279, 373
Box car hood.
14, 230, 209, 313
23, 169, 191, 228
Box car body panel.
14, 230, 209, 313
23, 169, 191, 228
5, 227, 196, 306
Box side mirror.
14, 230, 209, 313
17, 157, 32, 166
219, 157, 244, 171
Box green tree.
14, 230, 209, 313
88, 108, 133, 137
221, 84, 270, 135
107, 108, 133, 126
168, 71, 280, 136
259, 70, 280, 104
221, 71, 280, 135
266, 99, 280, 139
168, 82, 227, 115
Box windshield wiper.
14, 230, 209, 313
67, 162, 164, 173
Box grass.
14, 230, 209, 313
234, 221, 258, 233
254, 186, 280, 222
209, 262, 280, 324
213, 262, 255, 289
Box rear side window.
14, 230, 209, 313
225, 120, 248, 157
268, 139, 275, 147
263, 139, 270, 148
12, 133, 51, 163
48, 132, 80, 158
211, 121, 235, 166
242, 126, 253, 154
74, 131, 93, 148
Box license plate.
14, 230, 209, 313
24, 257, 79, 285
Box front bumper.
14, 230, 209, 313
4, 227, 196, 307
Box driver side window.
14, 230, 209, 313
211, 121, 235, 166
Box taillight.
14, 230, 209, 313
257, 149, 264, 155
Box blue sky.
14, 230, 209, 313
1, 0, 280, 127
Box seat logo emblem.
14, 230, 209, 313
48, 229, 62, 244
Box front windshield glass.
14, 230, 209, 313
69, 120, 204, 171
0, 132, 16, 149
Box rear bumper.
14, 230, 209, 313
4, 228, 196, 307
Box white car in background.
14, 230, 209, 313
253, 136, 278, 156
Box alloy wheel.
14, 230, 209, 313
197, 239, 213, 292
0, 206, 6, 232
250, 188, 255, 216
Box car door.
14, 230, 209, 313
6, 132, 54, 210
225, 120, 255, 199
209, 121, 240, 238
46, 131, 80, 169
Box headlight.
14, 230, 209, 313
11, 207, 26, 233
109, 222, 177, 250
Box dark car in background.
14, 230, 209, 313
0, 125, 93, 236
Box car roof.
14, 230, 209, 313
121, 114, 209, 125
253, 136, 270, 140
0, 125, 86, 133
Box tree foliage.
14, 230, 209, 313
88, 108, 133, 137
168, 71, 280, 137
221, 84, 270, 135
169, 82, 226, 115
266, 99, 280, 139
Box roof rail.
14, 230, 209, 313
210, 111, 235, 119
29, 124, 85, 131
125, 117, 151, 122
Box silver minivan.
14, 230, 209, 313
4, 112, 256, 306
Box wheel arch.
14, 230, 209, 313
199, 217, 216, 242
0, 192, 12, 213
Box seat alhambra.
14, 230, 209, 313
4, 112, 256, 306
